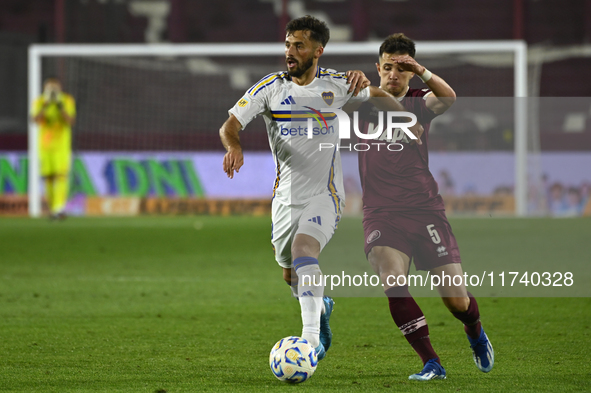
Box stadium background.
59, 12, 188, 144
0, 0, 590, 216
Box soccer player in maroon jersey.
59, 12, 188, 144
355, 33, 494, 381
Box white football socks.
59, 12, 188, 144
290, 282, 326, 313
296, 262, 324, 348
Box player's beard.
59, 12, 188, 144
287, 55, 315, 78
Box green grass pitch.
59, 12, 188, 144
1, 216, 590, 392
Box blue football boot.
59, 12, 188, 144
314, 342, 326, 361
319, 296, 334, 351
468, 328, 494, 372
408, 358, 447, 381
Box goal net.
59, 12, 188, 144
27, 41, 531, 217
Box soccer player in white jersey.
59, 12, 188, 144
219, 16, 421, 361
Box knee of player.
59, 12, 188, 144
444, 296, 470, 313
291, 234, 322, 259
369, 249, 407, 277
368, 246, 405, 263
291, 244, 319, 259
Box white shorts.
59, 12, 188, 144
272, 193, 344, 269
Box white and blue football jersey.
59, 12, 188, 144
229, 67, 370, 205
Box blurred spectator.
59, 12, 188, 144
493, 185, 513, 196
580, 182, 591, 203
548, 182, 565, 216
563, 187, 584, 217
437, 169, 455, 196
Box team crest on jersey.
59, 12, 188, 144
238, 97, 249, 107
321, 91, 334, 106
366, 230, 381, 244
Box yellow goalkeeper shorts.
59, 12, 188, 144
40, 148, 71, 177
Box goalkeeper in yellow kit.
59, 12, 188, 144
31, 78, 76, 219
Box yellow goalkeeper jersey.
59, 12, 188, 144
31, 93, 76, 151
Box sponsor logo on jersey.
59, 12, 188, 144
279, 124, 335, 137
238, 97, 249, 107
437, 246, 448, 257
367, 230, 381, 244
322, 91, 334, 106
278, 106, 335, 138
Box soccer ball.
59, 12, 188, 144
269, 336, 318, 383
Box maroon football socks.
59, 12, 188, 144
385, 285, 440, 366
451, 291, 482, 340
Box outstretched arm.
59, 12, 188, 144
219, 114, 244, 179
390, 54, 456, 115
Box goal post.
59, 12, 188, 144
27, 41, 528, 217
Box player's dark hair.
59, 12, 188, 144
285, 15, 330, 47
379, 33, 416, 58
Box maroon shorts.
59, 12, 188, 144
363, 209, 461, 271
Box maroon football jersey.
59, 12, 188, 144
357, 88, 445, 212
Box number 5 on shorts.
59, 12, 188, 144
426, 224, 441, 244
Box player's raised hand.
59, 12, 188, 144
390, 55, 424, 75
345, 70, 371, 96
223, 148, 244, 179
